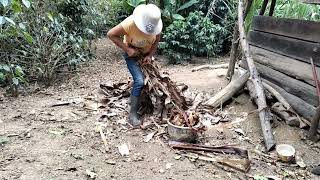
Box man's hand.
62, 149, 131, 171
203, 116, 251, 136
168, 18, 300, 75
143, 55, 152, 64
126, 47, 139, 57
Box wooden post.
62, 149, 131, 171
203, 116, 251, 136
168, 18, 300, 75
268, 0, 277, 16
308, 106, 320, 141
227, 24, 240, 79
238, 0, 276, 151
259, 0, 269, 15
227, 0, 253, 79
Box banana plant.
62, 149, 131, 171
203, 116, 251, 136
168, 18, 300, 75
126, 0, 146, 8
162, 0, 199, 21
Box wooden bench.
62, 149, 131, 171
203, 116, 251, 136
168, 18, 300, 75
248, 15, 320, 122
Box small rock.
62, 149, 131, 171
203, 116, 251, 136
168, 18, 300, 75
118, 143, 129, 156
159, 169, 165, 173
174, 155, 181, 160
86, 169, 97, 179
165, 163, 174, 169
295, 155, 306, 168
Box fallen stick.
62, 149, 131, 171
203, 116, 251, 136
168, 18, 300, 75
191, 63, 229, 72
238, 0, 275, 151
204, 72, 249, 108
99, 126, 109, 152
51, 102, 70, 107
168, 141, 248, 158
182, 153, 251, 173
308, 106, 320, 141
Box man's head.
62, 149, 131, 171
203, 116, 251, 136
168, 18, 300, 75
133, 4, 163, 35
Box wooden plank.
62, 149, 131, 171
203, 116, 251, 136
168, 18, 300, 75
252, 62, 318, 106
252, 16, 320, 43
299, 0, 320, 4
250, 46, 319, 86
248, 31, 320, 66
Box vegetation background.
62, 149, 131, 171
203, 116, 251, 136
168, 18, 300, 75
0, 0, 319, 95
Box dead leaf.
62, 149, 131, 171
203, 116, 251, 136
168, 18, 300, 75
118, 143, 129, 156
144, 132, 157, 143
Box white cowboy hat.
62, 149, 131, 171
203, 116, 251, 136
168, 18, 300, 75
132, 4, 163, 35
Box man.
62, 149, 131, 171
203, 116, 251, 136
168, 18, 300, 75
107, 4, 162, 127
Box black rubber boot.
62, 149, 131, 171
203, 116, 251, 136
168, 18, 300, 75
128, 95, 141, 127
311, 166, 320, 176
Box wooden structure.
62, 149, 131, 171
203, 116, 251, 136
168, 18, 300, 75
247, 15, 320, 122
223, 0, 320, 145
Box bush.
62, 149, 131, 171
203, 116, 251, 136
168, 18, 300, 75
0, 0, 109, 94
160, 11, 227, 64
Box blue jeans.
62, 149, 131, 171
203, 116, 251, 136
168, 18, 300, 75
124, 54, 144, 97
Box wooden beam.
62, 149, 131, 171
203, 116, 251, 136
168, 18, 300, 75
253, 62, 318, 106
204, 72, 249, 108
251, 16, 320, 43
249, 31, 320, 66
263, 80, 316, 121
250, 46, 319, 86
239, 0, 275, 151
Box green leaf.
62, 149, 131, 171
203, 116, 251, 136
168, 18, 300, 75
0, 0, 8, 7
0, 16, 4, 25
1, 64, 10, 72
0, 72, 5, 82
177, 0, 199, 12
253, 175, 268, 180
47, 13, 54, 21
12, 77, 19, 86
126, 0, 145, 8
22, 0, 30, 8
173, 14, 185, 20
19, 23, 26, 30
12, 0, 22, 13
4, 17, 15, 26
15, 66, 24, 76
23, 31, 33, 44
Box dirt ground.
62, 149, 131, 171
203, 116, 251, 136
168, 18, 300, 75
1, 38, 320, 180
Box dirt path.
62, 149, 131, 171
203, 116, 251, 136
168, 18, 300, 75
1, 39, 319, 180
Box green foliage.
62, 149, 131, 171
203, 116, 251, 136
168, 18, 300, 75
127, 0, 146, 8
0, 63, 26, 96
0, 0, 110, 95
162, 0, 199, 25
160, 11, 227, 64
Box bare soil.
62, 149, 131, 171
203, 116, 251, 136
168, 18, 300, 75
0, 38, 319, 180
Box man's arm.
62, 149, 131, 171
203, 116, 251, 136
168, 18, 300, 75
107, 25, 138, 57
144, 34, 161, 63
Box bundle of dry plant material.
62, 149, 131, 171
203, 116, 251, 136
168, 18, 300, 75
170, 110, 200, 127
98, 59, 193, 125
138, 60, 189, 120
